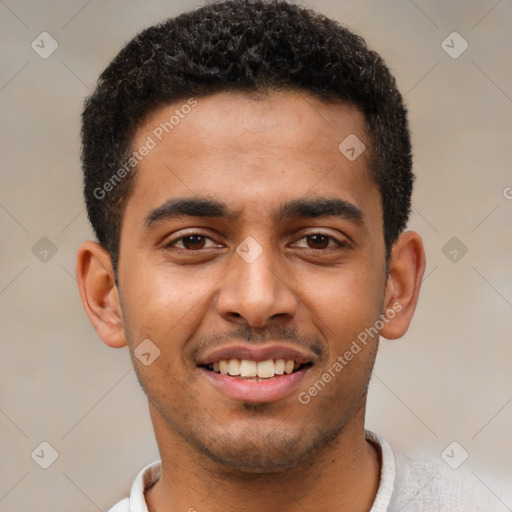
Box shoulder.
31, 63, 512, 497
106, 460, 162, 512
106, 497, 130, 512
390, 448, 511, 511
365, 430, 510, 511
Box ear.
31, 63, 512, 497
76, 240, 126, 348
380, 230, 425, 340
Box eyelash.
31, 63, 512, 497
164, 231, 348, 251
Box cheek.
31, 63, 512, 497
295, 262, 385, 342
120, 261, 220, 350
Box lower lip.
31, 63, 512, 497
199, 366, 311, 403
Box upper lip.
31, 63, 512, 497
197, 343, 315, 366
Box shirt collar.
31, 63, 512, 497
128, 430, 396, 511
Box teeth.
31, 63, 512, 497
227, 359, 241, 375
219, 360, 229, 375
284, 360, 294, 374
274, 359, 285, 374
257, 359, 275, 378
213, 358, 300, 378
239, 359, 257, 377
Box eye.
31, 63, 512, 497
165, 233, 219, 250
292, 233, 347, 250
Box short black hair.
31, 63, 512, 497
81, 0, 413, 274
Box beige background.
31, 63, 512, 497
1, 0, 511, 510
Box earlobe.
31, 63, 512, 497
380, 231, 426, 340
76, 241, 127, 348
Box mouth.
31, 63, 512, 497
197, 345, 315, 402
200, 358, 313, 381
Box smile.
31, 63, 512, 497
202, 358, 312, 380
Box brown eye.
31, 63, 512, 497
164, 232, 222, 252
291, 233, 347, 251
306, 234, 331, 249
180, 234, 206, 250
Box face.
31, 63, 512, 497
116, 90, 390, 472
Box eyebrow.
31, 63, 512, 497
144, 198, 236, 227
144, 196, 364, 228
274, 197, 364, 225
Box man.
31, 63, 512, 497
76, 1, 504, 510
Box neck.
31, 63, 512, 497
145, 402, 380, 512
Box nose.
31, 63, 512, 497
216, 244, 298, 327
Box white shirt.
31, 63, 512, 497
108, 430, 509, 511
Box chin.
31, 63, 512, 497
189, 420, 344, 475
200, 442, 310, 474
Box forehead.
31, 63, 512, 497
138, 90, 368, 158
124, 90, 380, 230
